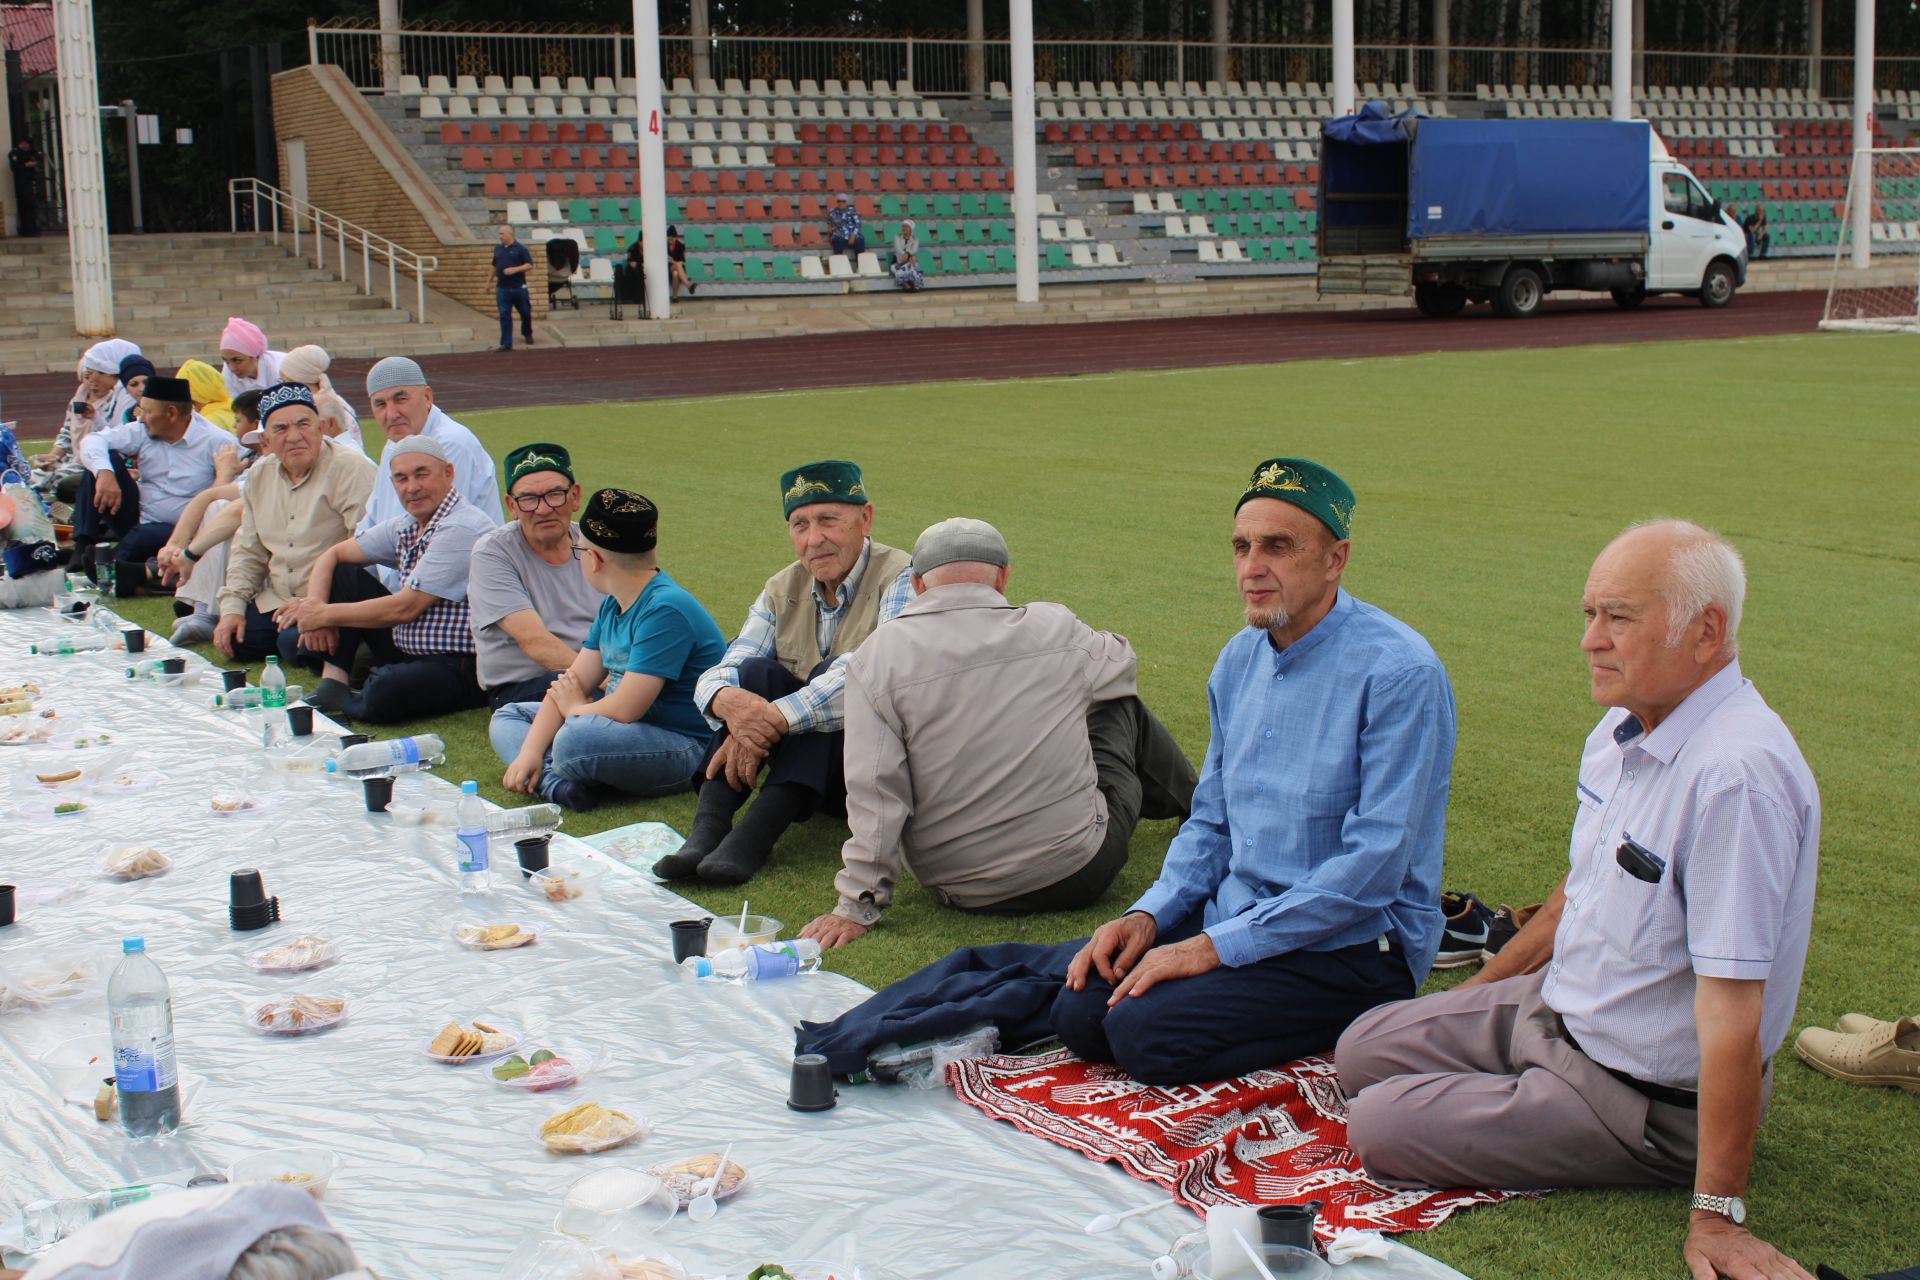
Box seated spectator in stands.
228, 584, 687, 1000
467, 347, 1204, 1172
493, 488, 726, 811
157, 438, 250, 644
32, 340, 141, 512
667, 225, 695, 296
1051, 460, 1455, 1085
71, 375, 228, 592
1744, 205, 1770, 259
654, 460, 913, 885
178, 357, 237, 431
116, 354, 155, 420
358, 354, 502, 588
278, 344, 362, 448
469, 443, 602, 709
801, 518, 1197, 950
295, 436, 493, 722
625, 231, 645, 278
828, 192, 865, 256
214, 384, 376, 664
17, 1182, 365, 1280
891, 220, 925, 291
218, 316, 285, 398
1336, 521, 1818, 1280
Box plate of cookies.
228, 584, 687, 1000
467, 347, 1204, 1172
422, 1017, 523, 1064
537, 1101, 649, 1154
645, 1152, 752, 1208
247, 936, 340, 974
452, 921, 539, 951
99, 845, 172, 880
249, 995, 348, 1036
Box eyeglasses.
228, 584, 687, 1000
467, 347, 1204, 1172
569, 539, 584, 561
510, 486, 572, 513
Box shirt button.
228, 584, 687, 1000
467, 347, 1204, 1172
1244, 838, 1254, 847
1263, 730, 1273, 739
1625, 770, 1635, 781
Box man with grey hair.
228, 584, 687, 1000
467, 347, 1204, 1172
1337, 519, 1820, 1280
358, 355, 501, 589
293, 435, 495, 723
799, 517, 1198, 949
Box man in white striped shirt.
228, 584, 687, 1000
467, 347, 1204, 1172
1337, 519, 1819, 1280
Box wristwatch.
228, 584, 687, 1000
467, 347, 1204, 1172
1690, 1193, 1746, 1225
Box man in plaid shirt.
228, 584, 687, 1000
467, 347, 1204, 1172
292, 436, 496, 723
656, 459, 913, 885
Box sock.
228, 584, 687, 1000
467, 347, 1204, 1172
652, 778, 748, 880
696, 783, 812, 885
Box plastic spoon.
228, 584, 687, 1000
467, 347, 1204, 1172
1234, 1230, 1280, 1280
687, 1142, 733, 1223
1086, 1197, 1180, 1234
737, 900, 750, 942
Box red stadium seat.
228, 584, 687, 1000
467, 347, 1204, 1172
665, 173, 686, 193
482, 174, 508, 197
878, 171, 903, 191
513, 174, 538, 196
498, 124, 522, 143
604, 171, 632, 195
799, 224, 825, 247
798, 124, 821, 143
462, 147, 484, 169
584, 123, 608, 143
772, 224, 796, 248
572, 173, 598, 195
441, 124, 465, 145
683, 198, 708, 220
771, 172, 796, 192
557, 123, 581, 143
713, 197, 737, 219
717, 171, 741, 192
744, 171, 768, 192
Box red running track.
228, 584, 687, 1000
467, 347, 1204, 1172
1, 289, 1823, 430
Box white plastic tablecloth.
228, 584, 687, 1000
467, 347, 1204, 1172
0, 602, 1470, 1280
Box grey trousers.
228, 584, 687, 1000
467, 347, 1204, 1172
1335, 971, 1698, 1190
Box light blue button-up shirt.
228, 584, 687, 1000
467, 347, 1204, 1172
1132, 590, 1456, 979
77, 414, 228, 525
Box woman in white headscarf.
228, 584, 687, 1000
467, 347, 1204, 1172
891, 219, 925, 291
277, 345, 362, 448
30, 339, 142, 506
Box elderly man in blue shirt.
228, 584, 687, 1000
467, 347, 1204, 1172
1054, 458, 1456, 1085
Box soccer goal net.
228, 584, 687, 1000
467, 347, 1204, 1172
1819, 147, 1920, 333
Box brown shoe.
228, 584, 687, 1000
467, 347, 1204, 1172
1794, 1016, 1920, 1092
1834, 1013, 1898, 1036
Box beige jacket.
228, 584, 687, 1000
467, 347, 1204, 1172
834, 582, 1138, 922
218, 440, 377, 617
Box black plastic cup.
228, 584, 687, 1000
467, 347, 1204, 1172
229, 869, 266, 909
1256, 1201, 1322, 1252
0, 884, 15, 928
515, 835, 551, 879
670, 917, 713, 963
787, 1053, 837, 1113
159, 656, 186, 675
221, 669, 248, 692
286, 705, 314, 737
363, 775, 394, 812
229, 896, 279, 932
339, 733, 370, 748
121, 627, 146, 655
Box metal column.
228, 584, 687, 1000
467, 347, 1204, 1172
1808, 0, 1823, 96
1331, 0, 1354, 116
1610, 0, 1631, 121
1849, 0, 1874, 268
378, 0, 403, 92
1431, 0, 1449, 100
52, 0, 113, 335
689, 0, 711, 88
967, 0, 986, 97
1213, 0, 1231, 86
632, 0, 671, 319
1010, 0, 1038, 303
119, 100, 142, 232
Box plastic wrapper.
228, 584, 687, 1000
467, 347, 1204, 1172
646, 1152, 752, 1209
230, 1148, 341, 1200
491, 1046, 594, 1092
99, 844, 172, 880
528, 865, 605, 904
537, 1101, 648, 1154
422, 1017, 524, 1063
247, 936, 341, 974
248, 995, 349, 1036
453, 921, 540, 951
866, 1022, 1000, 1089
209, 791, 277, 817
0, 952, 109, 1013
89, 767, 158, 795
382, 800, 450, 826
0, 716, 61, 746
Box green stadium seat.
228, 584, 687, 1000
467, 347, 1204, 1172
1248, 190, 1272, 211
711, 226, 739, 249
962, 223, 987, 245
959, 195, 984, 217
685, 258, 710, 282
1044, 244, 1069, 269
908, 196, 932, 219
712, 258, 741, 282
932, 223, 959, 244
1180, 192, 1202, 213
772, 257, 799, 281
592, 228, 618, 253
989, 221, 1011, 243
968, 248, 991, 273
665, 198, 682, 221
742, 226, 768, 249
986, 194, 1009, 216
743, 257, 769, 281
594, 199, 623, 222
940, 248, 966, 274
933, 195, 958, 218
1202, 191, 1226, 213
567, 199, 592, 224
880, 195, 904, 218
1226, 191, 1249, 213
992, 247, 1014, 271
682, 227, 709, 250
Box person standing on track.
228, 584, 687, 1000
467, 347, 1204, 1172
493, 223, 535, 351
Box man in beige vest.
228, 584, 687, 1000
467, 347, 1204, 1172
666, 460, 914, 885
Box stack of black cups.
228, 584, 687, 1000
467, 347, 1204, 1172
229, 869, 281, 931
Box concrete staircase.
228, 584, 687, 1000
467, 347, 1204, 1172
0, 233, 490, 374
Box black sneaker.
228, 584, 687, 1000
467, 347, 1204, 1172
1434, 891, 1494, 969
550, 778, 598, 813
1480, 902, 1541, 963
305, 677, 352, 717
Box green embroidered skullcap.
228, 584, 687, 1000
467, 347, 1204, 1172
504, 442, 573, 490
1235, 457, 1356, 540
779, 459, 868, 517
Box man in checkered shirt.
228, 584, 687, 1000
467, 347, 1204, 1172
292, 436, 496, 723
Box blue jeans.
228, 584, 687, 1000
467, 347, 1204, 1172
489, 702, 705, 800
496, 284, 531, 347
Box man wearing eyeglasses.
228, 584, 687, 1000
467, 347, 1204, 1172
468, 443, 604, 710
213, 384, 377, 664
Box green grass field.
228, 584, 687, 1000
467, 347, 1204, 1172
103, 331, 1919, 1278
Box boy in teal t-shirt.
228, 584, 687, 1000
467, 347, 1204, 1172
490, 487, 726, 810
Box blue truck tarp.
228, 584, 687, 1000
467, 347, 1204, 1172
1322, 107, 1651, 241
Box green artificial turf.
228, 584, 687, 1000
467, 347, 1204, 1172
99, 330, 1919, 1278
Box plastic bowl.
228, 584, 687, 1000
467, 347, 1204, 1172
527, 864, 607, 905
1169, 1239, 1333, 1280
37, 1033, 113, 1100
552, 1167, 679, 1245
708, 914, 782, 949
230, 1148, 342, 1200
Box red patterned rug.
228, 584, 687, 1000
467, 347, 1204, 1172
947, 1048, 1543, 1237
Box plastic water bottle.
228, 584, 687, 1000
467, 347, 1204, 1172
324, 734, 447, 778
456, 780, 491, 893
108, 937, 181, 1138
9, 1173, 196, 1252
212, 684, 303, 710
682, 939, 824, 982
485, 803, 564, 836
29, 634, 111, 655
259, 657, 287, 708
124, 658, 168, 679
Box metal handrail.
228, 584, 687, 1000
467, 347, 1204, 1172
227, 177, 440, 324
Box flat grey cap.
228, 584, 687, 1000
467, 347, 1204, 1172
365, 356, 426, 398
912, 517, 1009, 574
390, 435, 448, 462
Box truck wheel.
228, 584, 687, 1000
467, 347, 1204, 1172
1494, 266, 1544, 319
1698, 259, 1736, 308
1611, 287, 1647, 309
1414, 283, 1468, 317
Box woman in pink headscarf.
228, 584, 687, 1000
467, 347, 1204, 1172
218, 317, 285, 398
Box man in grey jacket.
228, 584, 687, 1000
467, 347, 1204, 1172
800, 517, 1198, 948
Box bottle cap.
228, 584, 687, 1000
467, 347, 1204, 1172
323, 758, 337, 773
123, 936, 145, 954
691, 957, 713, 978
460, 780, 478, 795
